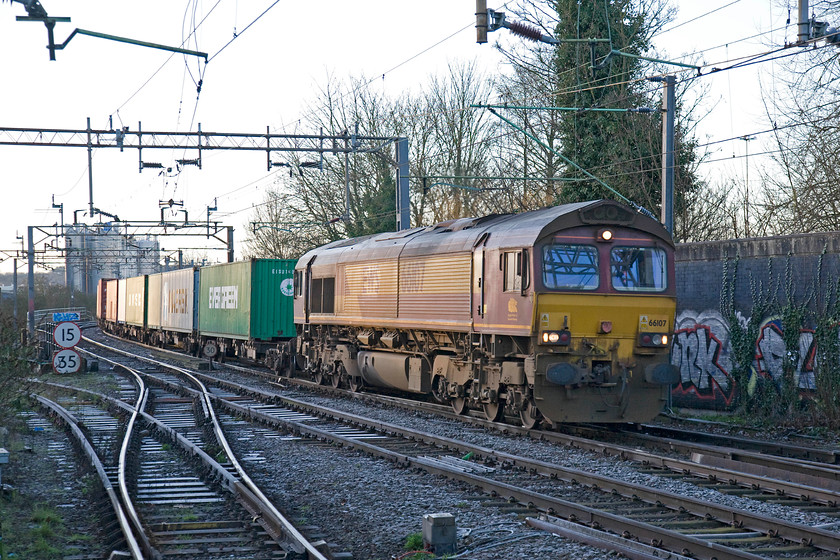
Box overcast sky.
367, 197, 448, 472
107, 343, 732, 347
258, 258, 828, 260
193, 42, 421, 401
0, 0, 803, 273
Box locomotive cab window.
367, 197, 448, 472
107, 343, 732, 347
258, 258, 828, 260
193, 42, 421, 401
503, 251, 524, 292
293, 270, 303, 298
309, 276, 336, 313
542, 244, 599, 290
610, 247, 667, 292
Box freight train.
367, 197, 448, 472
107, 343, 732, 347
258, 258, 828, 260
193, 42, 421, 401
97, 199, 679, 427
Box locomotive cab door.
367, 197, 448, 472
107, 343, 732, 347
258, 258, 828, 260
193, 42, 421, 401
303, 255, 316, 323
472, 232, 490, 327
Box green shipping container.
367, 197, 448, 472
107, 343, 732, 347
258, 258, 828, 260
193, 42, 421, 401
198, 259, 296, 340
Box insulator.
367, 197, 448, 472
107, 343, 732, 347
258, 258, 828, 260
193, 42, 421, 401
142, 162, 164, 169
507, 20, 543, 42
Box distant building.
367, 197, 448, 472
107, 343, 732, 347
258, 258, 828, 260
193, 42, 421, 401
65, 224, 161, 293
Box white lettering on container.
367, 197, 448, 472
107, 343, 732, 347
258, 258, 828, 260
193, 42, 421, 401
208, 285, 239, 309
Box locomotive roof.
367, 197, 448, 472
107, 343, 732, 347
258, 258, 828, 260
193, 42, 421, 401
298, 199, 672, 267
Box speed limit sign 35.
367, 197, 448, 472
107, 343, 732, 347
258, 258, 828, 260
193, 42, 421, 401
53, 349, 81, 374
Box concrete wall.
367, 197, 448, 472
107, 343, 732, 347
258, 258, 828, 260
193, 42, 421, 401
671, 232, 840, 410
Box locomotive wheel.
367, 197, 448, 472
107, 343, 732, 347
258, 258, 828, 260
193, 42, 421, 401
482, 400, 504, 422
451, 397, 468, 415
519, 399, 542, 429
349, 377, 364, 392
331, 373, 341, 388
313, 368, 325, 385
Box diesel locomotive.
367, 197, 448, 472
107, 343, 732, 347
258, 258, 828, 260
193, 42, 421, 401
291, 199, 679, 426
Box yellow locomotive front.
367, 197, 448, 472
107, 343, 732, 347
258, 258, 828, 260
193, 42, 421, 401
525, 225, 678, 425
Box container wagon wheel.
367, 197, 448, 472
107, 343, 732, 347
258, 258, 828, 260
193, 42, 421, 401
482, 400, 504, 422
349, 377, 364, 392
313, 363, 326, 385
330, 364, 342, 388
451, 397, 468, 415
519, 398, 542, 429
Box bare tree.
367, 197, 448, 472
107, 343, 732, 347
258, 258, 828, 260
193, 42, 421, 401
757, 2, 840, 234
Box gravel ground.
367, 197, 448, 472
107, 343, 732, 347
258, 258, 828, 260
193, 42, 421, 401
0, 407, 112, 559
34, 330, 838, 559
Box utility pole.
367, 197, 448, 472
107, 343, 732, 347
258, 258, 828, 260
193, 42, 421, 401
799, 0, 811, 44
12, 259, 18, 325
227, 227, 234, 263
396, 138, 410, 230
27, 226, 34, 336
741, 135, 755, 237
87, 117, 94, 216
649, 76, 675, 235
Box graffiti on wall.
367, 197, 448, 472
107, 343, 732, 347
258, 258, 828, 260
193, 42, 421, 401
754, 318, 816, 390
670, 311, 819, 409
671, 310, 735, 408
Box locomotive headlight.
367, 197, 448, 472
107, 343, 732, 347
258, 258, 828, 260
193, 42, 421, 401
638, 333, 670, 347
541, 330, 571, 346
597, 228, 614, 242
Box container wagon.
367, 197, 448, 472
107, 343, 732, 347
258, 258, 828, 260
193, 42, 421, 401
197, 259, 296, 362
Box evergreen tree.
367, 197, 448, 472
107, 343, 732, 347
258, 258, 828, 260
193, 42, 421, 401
498, 0, 705, 239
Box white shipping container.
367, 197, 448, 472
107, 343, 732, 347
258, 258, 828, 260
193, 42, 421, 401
160, 267, 197, 333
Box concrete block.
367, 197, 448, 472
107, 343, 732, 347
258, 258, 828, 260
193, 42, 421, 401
423, 512, 456, 555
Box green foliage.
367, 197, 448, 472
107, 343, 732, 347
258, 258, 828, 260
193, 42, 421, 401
404, 532, 424, 551
0, 311, 35, 426
548, 0, 701, 219
720, 249, 840, 426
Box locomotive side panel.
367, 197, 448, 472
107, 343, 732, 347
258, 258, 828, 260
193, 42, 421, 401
397, 253, 472, 326
339, 259, 398, 320
476, 247, 534, 336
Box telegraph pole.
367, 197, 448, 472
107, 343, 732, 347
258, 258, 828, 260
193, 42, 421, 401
799, 0, 811, 44
396, 138, 410, 230
648, 76, 675, 235
87, 117, 94, 216
27, 226, 34, 336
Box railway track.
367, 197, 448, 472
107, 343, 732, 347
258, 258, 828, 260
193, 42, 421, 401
93, 331, 840, 506
72, 335, 840, 559
32, 347, 335, 560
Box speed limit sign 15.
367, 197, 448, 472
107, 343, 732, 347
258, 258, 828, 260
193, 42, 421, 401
53, 322, 81, 349
53, 349, 81, 374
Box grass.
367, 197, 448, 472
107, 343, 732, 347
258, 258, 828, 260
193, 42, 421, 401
1, 498, 67, 560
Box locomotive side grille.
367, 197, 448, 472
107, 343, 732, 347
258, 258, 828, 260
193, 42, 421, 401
342, 260, 399, 318
399, 253, 471, 320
